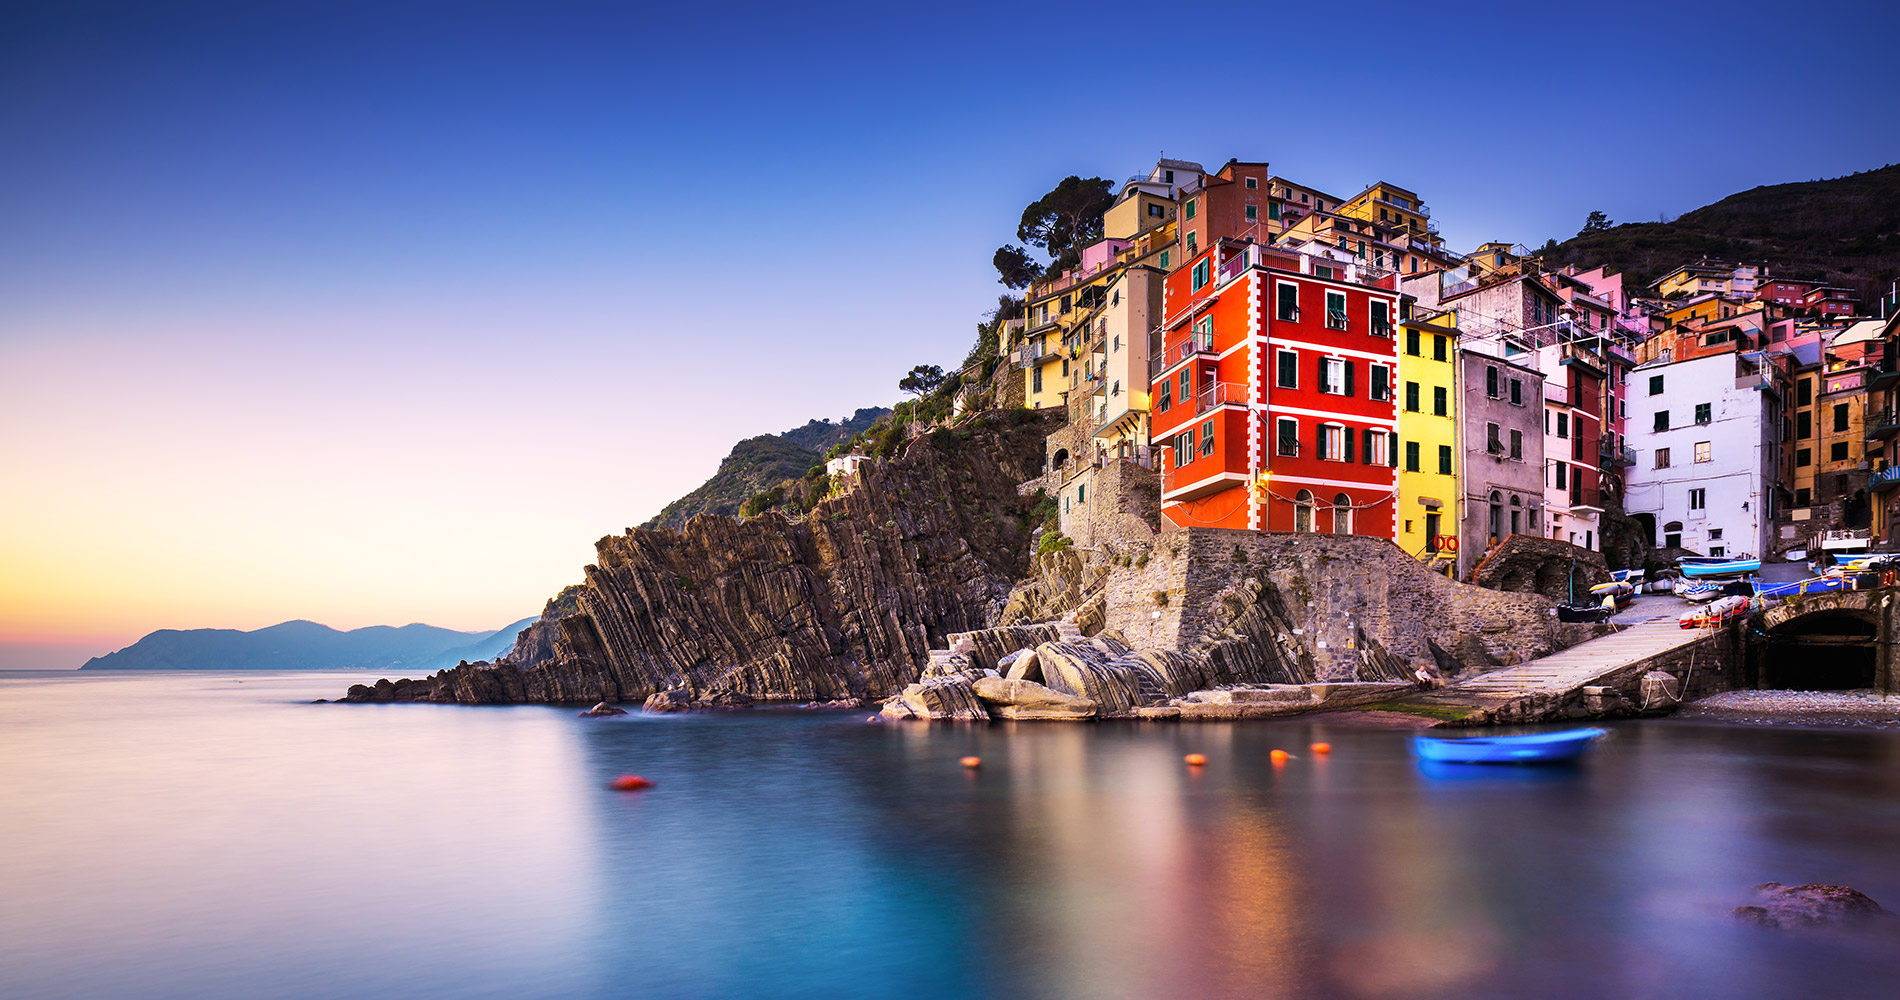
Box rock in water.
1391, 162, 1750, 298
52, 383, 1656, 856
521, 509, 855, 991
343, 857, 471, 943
972, 675, 1097, 719
881, 675, 988, 721
1034, 641, 1141, 715
1002, 649, 1042, 683
579, 702, 628, 717
643, 689, 695, 713
1732, 882, 1889, 929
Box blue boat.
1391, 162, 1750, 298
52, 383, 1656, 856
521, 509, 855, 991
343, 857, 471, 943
1679, 557, 1761, 578
1758, 575, 1846, 599
1410, 728, 1607, 764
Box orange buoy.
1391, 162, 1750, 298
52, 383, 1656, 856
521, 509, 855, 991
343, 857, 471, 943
1310, 742, 1332, 754
960, 756, 982, 769
1184, 753, 1207, 767
610, 774, 654, 791
1269, 749, 1290, 763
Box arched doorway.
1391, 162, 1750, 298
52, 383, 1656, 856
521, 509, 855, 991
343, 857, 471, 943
1664, 520, 1683, 549
1332, 493, 1353, 534
1488, 491, 1502, 542
1052, 448, 1069, 471
1294, 490, 1314, 533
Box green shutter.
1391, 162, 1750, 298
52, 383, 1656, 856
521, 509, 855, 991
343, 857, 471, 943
1344, 427, 1355, 463
1315, 423, 1326, 459
1389, 432, 1399, 468
1362, 428, 1375, 465
1343, 360, 1355, 397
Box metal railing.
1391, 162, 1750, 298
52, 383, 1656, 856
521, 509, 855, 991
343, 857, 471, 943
1149, 331, 1215, 378
1872, 466, 1900, 492
1191, 381, 1250, 415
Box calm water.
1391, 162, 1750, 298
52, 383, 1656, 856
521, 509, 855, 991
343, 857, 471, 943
4, 671, 1900, 999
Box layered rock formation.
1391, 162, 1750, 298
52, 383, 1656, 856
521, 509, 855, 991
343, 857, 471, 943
345, 412, 1057, 705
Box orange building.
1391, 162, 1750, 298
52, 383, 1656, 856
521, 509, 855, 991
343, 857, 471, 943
1151, 240, 1401, 535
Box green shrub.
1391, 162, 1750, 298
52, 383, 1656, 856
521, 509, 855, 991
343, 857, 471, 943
1036, 531, 1074, 555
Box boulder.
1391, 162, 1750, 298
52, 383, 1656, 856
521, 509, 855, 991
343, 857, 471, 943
578, 702, 628, 717
886, 675, 988, 721
696, 688, 753, 709
643, 689, 695, 713
1035, 641, 1141, 715
1733, 883, 1889, 929
1003, 649, 1043, 683
973, 675, 1097, 719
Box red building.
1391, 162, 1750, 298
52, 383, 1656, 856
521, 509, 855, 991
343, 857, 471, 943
1151, 240, 1400, 535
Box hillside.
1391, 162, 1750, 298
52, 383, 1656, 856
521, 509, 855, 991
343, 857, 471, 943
80, 619, 530, 672
641, 407, 888, 530
1545, 164, 1900, 301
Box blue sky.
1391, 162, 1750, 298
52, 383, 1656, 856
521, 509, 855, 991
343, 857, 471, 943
3, 0, 1897, 664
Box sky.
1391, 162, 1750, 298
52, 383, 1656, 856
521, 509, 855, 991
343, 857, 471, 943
4, 0, 1897, 667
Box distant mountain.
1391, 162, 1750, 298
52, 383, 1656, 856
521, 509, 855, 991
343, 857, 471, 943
1545, 164, 1900, 302
642, 407, 889, 530
79, 618, 531, 672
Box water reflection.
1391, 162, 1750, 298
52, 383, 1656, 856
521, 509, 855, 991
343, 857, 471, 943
5, 675, 1900, 999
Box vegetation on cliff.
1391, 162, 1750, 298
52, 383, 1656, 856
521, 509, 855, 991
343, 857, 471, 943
641, 407, 889, 530
1543, 164, 1900, 301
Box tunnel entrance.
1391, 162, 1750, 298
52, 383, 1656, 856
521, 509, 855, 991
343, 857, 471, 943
1757, 612, 1878, 690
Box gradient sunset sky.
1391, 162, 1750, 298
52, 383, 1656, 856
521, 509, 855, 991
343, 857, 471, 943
4, 0, 1897, 667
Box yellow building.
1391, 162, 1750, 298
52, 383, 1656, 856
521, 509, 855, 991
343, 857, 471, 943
1333, 181, 1439, 248
1396, 307, 1461, 572
1010, 219, 1177, 412
1659, 293, 1730, 327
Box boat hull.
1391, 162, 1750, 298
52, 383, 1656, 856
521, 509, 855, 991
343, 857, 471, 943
1410, 728, 1607, 764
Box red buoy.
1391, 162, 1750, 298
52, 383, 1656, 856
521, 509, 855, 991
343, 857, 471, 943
960, 756, 982, 769
1184, 753, 1207, 767
610, 774, 654, 791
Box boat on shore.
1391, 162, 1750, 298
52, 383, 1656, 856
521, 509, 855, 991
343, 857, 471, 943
1679, 556, 1761, 578
1758, 575, 1847, 599
1679, 595, 1752, 629
1557, 602, 1617, 623
1411, 728, 1607, 764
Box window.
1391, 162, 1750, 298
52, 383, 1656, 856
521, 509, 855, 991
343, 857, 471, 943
1649, 374, 1664, 395
1433, 335, 1447, 361
1798, 378, 1812, 406
1032, 368, 1043, 393
1159, 250, 1170, 269
1370, 300, 1391, 337
1185, 199, 1197, 220
1147, 203, 1165, 219
1277, 350, 1298, 388
1179, 369, 1191, 404
1796, 487, 1811, 506
1245, 177, 1257, 189
1654, 447, 1670, 468
1654, 411, 1670, 431
1191, 259, 1210, 291
1798, 411, 1812, 438
1406, 329, 1421, 355
1294, 490, 1314, 532
1688, 488, 1706, 510
1277, 417, 1299, 456
1486, 422, 1502, 455
1433, 385, 1448, 416
1555, 463, 1568, 489
1320, 424, 1347, 461
1245, 204, 1257, 221
1709, 528, 1723, 541
1510, 378, 1523, 406
1510, 429, 1523, 460
1268, 202, 1280, 221
1486, 366, 1500, 398
1186, 231, 1196, 253
1156, 377, 1171, 411
1370, 365, 1390, 401
1364, 429, 1389, 466
1695, 441, 1711, 463
1325, 291, 1348, 330
1834, 403, 1849, 433
1276, 282, 1299, 322
1404, 381, 1420, 412
1489, 492, 1503, 539
1077, 484, 1086, 505
1664, 520, 1683, 548
1405, 440, 1421, 471
1320, 357, 1353, 395
1695, 402, 1712, 425
1831, 441, 1850, 462
1557, 413, 1569, 438
1332, 494, 1353, 534
1173, 428, 1195, 464
1201, 420, 1216, 458
1797, 448, 1811, 467
1438, 445, 1453, 475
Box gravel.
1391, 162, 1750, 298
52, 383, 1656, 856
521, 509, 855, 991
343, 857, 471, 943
1678, 689, 1900, 727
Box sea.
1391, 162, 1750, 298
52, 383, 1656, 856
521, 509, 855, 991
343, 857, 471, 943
3, 669, 1899, 999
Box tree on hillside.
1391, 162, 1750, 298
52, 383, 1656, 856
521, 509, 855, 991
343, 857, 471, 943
1017, 176, 1115, 276
992, 245, 1041, 288
1580, 210, 1613, 235
899, 365, 946, 400
993, 292, 1025, 322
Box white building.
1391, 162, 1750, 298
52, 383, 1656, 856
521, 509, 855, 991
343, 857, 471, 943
1624, 350, 1785, 559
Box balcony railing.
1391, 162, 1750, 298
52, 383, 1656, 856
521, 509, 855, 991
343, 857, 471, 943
1191, 381, 1250, 415
1150, 331, 1215, 378
1600, 434, 1636, 466
1872, 466, 1900, 492
1869, 409, 1900, 440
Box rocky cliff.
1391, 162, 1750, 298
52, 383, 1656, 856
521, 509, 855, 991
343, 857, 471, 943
345, 410, 1058, 705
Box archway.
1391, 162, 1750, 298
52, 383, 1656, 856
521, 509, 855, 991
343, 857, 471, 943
1758, 611, 1877, 690
1294, 490, 1314, 533
1332, 493, 1352, 534
1052, 448, 1069, 471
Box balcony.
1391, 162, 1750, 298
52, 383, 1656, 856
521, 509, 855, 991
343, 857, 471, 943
1873, 466, 1900, 493
1872, 352, 1900, 391
1150, 331, 1215, 379
1012, 346, 1049, 369
1868, 409, 1900, 441
1600, 435, 1636, 467
1189, 381, 1250, 416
